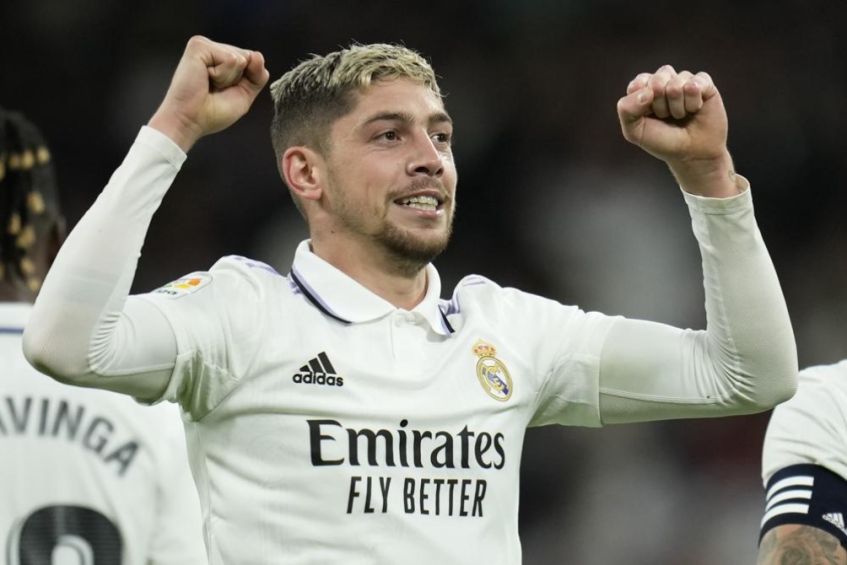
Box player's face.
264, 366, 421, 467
321, 78, 457, 266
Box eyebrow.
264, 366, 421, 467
361, 111, 453, 128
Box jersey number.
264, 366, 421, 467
7, 505, 122, 565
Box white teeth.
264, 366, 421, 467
399, 196, 439, 211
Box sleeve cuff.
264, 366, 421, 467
681, 174, 752, 214
137, 125, 188, 170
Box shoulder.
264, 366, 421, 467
763, 360, 847, 482
445, 274, 592, 333
773, 362, 847, 419
447, 274, 579, 313
148, 255, 289, 304
210, 255, 286, 288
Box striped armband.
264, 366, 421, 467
760, 464, 847, 548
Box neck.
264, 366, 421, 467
309, 235, 429, 310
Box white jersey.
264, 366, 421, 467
139, 247, 615, 564
762, 361, 847, 482
23, 127, 798, 565
0, 303, 207, 565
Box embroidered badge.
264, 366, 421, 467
153, 273, 211, 298
473, 340, 513, 402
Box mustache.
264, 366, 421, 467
391, 178, 450, 201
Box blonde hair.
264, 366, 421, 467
269, 43, 441, 159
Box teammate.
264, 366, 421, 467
23, 36, 798, 564
758, 362, 847, 564
0, 108, 207, 565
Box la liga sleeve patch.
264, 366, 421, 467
152, 273, 212, 298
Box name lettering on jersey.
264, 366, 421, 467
292, 352, 343, 387
308, 418, 504, 518
152, 273, 211, 298
0, 396, 140, 476
473, 340, 513, 401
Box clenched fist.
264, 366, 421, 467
149, 36, 270, 152
617, 65, 741, 198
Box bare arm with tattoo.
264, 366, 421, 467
758, 525, 847, 565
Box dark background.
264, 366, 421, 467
3, 1, 845, 562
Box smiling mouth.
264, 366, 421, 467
397, 195, 441, 212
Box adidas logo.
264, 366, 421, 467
292, 352, 343, 387
823, 512, 847, 532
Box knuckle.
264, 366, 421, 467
666, 83, 683, 97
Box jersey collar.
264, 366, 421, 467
289, 240, 453, 336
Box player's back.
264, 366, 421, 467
1, 302, 207, 565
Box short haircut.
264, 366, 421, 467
269, 44, 441, 215
0, 107, 61, 291
270, 43, 440, 157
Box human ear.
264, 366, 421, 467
282, 146, 324, 202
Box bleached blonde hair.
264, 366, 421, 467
269, 43, 441, 159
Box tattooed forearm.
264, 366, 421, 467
757, 525, 847, 565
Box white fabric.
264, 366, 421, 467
0, 303, 206, 565
762, 361, 847, 484
598, 181, 798, 422
23, 126, 798, 564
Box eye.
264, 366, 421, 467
377, 130, 399, 141
432, 132, 452, 145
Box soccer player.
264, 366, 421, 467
0, 108, 206, 565
758, 362, 847, 564
23, 36, 797, 563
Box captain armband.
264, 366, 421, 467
760, 463, 847, 549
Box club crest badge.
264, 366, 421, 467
473, 340, 513, 402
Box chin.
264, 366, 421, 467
378, 225, 452, 272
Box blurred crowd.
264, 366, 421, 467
2, 0, 845, 562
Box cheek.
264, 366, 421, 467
443, 159, 458, 190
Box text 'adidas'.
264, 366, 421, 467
292, 352, 344, 387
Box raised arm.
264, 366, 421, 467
23, 37, 269, 401
595, 66, 797, 422
149, 35, 270, 152
617, 65, 738, 197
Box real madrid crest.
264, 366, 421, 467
473, 340, 513, 402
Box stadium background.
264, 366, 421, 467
2, 0, 845, 562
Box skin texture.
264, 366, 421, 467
283, 78, 457, 304
616, 65, 739, 198
758, 525, 847, 565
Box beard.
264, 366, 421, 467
325, 174, 455, 276
371, 215, 453, 276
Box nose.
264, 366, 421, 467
406, 132, 444, 177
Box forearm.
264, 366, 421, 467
598, 179, 797, 423
23, 127, 183, 400
758, 526, 847, 565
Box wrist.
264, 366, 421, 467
148, 106, 202, 153
667, 150, 739, 198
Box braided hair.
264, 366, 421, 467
0, 107, 61, 294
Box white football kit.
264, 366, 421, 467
24, 127, 797, 564
760, 361, 847, 548
1, 302, 207, 565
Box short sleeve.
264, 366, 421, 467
138, 257, 269, 420
762, 364, 847, 484
528, 304, 618, 428
458, 282, 618, 429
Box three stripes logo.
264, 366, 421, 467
292, 352, 343, 387
761, 473, 814, 528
